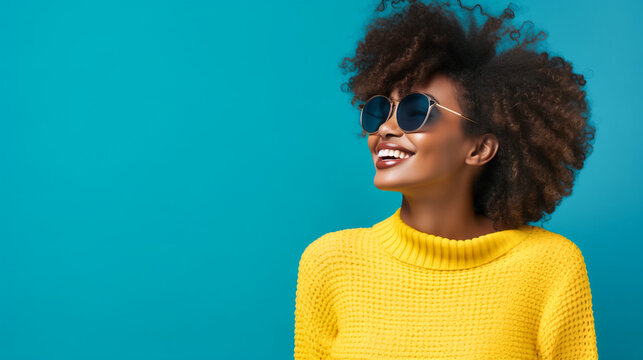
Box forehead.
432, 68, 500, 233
388, 73, 456, 103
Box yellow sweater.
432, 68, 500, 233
293, 207, 598, 359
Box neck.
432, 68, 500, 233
400, 192, 495, 241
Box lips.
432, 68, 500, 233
375, 156, 411, 169
374, 142, 415, 169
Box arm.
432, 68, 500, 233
537, 248, 599, 360
293, 237, 338, 360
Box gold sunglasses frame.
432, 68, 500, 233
360, 92, 481, 134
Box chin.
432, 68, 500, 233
373, 176, 412, 192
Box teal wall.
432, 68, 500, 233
0, 0, 640, 358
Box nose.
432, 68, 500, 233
377, 103, 404, 136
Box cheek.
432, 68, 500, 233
367, 135, 377, 149
442, 136, 466, 160
414, 134, 464, 170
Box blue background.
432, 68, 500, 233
0, 0, 640, 358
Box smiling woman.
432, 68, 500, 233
293, 0, 598, 359
367, 74, 499, 198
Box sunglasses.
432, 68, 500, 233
360, 92, 481, 134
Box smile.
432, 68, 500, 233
375, 149, 414, 169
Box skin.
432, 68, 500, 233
367, 73, 505, 239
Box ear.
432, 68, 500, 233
465, 133, 499, 166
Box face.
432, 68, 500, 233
367, 73, 487, 195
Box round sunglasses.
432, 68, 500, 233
360, 92, 481, 134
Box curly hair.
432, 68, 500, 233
339, 0, 596, 229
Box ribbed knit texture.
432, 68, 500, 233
293, 207, 598, 359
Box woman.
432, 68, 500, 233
294, 0, 598, 359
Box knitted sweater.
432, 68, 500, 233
293, 207, 598, 360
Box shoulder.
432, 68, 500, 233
298, 227, 370, 268
522, 225, 589, 274
296, 227, 369, 289
300, 227, 369, 259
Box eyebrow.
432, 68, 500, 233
392, 92, 441, 104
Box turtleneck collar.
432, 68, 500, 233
371, 207, 535, 270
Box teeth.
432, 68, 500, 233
377, 149, 412, 159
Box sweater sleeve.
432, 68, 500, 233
293, 237, 338, 360
537, 247, 598, 360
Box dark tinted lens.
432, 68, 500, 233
397, 93, 431, 132
361, 96, 391, 133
